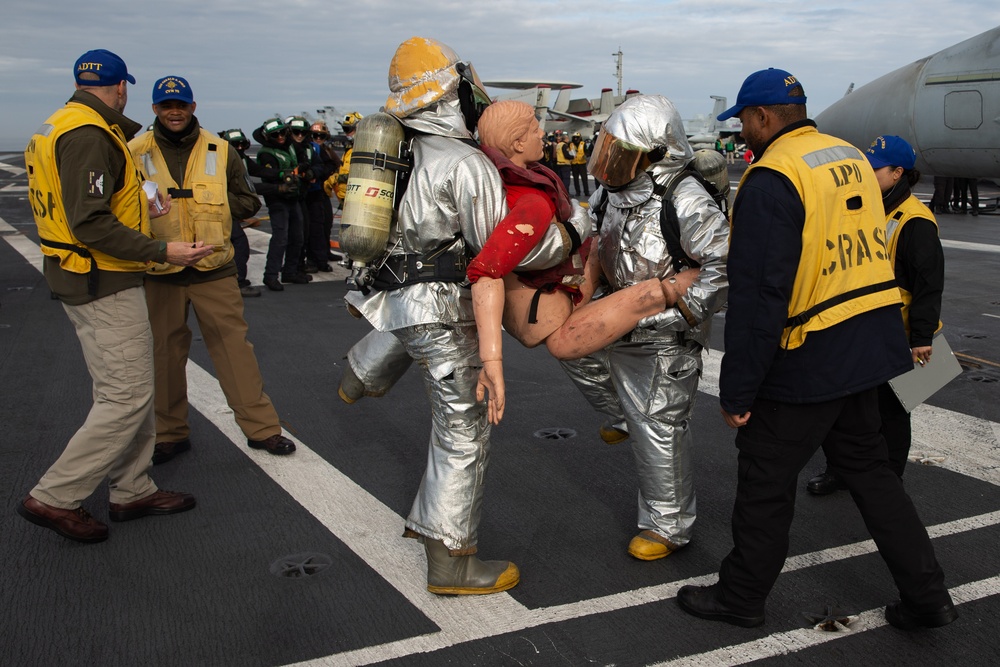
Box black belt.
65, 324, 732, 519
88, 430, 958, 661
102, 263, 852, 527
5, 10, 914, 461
372, 252, 468, 291
39, 237, 98, 296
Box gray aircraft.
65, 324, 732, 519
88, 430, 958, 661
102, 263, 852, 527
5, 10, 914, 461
815, 26, 1000, 178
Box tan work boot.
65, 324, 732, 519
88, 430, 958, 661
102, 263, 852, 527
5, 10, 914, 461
599, 420, 629, 445
627, 530, 679, 561
423, 537, 520, 595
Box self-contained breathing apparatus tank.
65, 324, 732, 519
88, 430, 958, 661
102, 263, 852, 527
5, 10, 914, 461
339, 112, 411, 292
691, 148, 731, 217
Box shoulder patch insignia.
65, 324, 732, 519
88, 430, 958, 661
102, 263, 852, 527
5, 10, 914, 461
87, 170, 105, 197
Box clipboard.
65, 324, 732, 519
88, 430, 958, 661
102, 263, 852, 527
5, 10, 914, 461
887, 332, 962, 413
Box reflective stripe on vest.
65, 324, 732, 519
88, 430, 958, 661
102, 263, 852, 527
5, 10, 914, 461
129, 129, 233, 274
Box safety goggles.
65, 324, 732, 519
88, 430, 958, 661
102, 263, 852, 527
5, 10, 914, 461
312, 131, 330, 140
587, 129, 653, 188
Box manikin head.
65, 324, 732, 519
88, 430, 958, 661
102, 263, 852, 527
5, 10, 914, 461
477, 100, 544, 168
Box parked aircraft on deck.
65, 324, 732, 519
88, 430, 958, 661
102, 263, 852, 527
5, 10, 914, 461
484, 79, 640, 137
815, 26, 1000, 178
684, 96, 743, 150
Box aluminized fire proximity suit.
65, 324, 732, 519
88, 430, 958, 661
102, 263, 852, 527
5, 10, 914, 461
561, 95, 729, 554
344, 40, 589, 560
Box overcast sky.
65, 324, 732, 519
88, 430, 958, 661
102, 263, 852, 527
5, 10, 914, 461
2, 1, 998, 150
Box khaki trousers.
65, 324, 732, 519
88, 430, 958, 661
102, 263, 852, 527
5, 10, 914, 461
32, 286, 157, 507
144, 276, 280, 443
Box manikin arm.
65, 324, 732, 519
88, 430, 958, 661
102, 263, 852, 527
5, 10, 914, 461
467, 191, 555, 282
473, 277, 506, 425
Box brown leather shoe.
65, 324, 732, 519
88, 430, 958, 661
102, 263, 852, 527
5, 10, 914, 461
152, 438, 191, 465
108, 490, 196, 522
17, 496, 109, 543
247, 434, 296, 455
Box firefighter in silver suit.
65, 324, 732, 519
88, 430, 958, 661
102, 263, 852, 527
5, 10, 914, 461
561, 94, 730, 561
342, 37, 590, 595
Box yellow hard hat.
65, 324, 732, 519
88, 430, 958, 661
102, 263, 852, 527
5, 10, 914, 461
385, 37, 463, 118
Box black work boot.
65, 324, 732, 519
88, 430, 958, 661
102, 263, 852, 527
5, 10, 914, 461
806, 470, 847, 496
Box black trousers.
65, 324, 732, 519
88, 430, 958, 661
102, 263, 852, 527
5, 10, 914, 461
230, 218, 250, 284
570, 163, 590, 196
878, 382, 911, 477
718, 389, 950, 613
304, 189, 333, 266
556, 165, 571, 193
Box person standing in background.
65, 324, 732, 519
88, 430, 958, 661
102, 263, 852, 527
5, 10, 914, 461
17, 50, 211, 543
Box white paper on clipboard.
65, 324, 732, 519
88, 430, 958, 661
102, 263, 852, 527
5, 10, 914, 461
887, 332, 962, 413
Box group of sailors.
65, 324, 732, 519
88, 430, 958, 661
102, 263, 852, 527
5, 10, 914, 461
18, 40, 958, 638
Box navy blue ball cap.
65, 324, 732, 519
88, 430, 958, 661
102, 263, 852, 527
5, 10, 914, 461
865, 135, 916, 170
717, 68, 806, 121
74, 49, 135, 86
152, 76, 194, 105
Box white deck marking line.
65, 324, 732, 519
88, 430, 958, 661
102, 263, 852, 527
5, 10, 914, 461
941, 239, 1000, 253
0, 159, 26, 176
4, 217, 998, 666
699, 352, 1000, 487
242, 226, 344, 284
652, 576, 1000, 666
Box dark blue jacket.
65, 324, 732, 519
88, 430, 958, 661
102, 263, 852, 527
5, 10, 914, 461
719, 121, 913, 414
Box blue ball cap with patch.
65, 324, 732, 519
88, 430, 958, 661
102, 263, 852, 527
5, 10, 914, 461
152, 76, 194, 105
865, 135, 916, 170
717, 68, 806, 121
74, 49, 136, 87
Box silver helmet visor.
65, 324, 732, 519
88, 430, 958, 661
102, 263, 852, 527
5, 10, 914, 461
587, 129, 652, 188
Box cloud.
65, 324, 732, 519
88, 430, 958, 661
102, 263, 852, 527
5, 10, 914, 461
2, 0, 998, 148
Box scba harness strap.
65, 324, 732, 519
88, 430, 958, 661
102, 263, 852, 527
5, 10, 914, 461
371, 246, 469, 291
594, 166, 725, 274
360, 134, 483, 293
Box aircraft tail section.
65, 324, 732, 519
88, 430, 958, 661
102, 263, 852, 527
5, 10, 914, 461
597, 88, 614, 114
553, 86, 572, 113
707, 96, 727, 133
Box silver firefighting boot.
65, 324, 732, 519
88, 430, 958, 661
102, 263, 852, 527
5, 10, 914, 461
423, 537, 520, 595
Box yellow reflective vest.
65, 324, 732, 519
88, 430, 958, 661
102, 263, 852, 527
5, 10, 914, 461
130, 129, 234, 274
25, 102, 151, 275
334, 147, 353, 201
885, 194, 943, 337
554, 141, 572, 166
570, 140, 587, 165
742, 125, 902, 349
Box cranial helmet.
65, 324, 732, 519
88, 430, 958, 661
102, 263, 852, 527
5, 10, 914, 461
286, 116, 310, 134
219, 128, 249, 149
385, 36, 491, 131
262, 117, 287, 139
341, 112, 363, 131
310, 121, 330, 140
